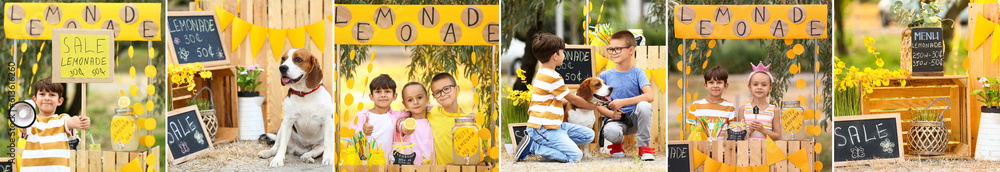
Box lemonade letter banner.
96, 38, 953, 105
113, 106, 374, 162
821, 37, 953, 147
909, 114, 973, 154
673, 5, 827, 39
335, 5, 500, 45
5, 3, 162, 41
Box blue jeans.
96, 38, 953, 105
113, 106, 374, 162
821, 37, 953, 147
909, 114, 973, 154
527, 122, 595, 163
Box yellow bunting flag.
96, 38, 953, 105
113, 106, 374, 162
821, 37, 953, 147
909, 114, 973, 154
787, 148, 811, 171
216, 7, 235, 30
765, 136, 788, 165
993, 26, 1000, 62
249, 25, 269, 59
288, 27, 307, 48
735, 166, 751, 172
693, 148, 708, 168
972, 14, 995, 50
752, 165, 769, 172
305, 22, 326, 52
119, 157, 142, 172
704, 157, 722, 172
230, 19, 252, 52
720, 163, 736, 172
651, 68, 667, 93
269, 29, 287, 61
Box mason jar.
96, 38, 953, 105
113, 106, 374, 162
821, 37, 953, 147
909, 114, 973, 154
451, 117, 480, 165
112, 107, 139, 151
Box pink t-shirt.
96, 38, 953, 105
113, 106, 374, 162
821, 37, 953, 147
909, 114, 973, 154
351, 108, 408, 159
399, 118, 434, 165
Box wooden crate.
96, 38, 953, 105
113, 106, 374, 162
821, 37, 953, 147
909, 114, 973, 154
17, 147, 160, 172
167, 66, 240, 144
339, 165, 491, 172
690, 140, 814, 172
860, 76, 972, 159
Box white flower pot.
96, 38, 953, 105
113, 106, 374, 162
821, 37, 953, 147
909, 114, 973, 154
238, 96, 266, 140
976, 107, 1000, 161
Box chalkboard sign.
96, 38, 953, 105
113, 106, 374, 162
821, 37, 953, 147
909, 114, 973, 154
51, 29, 115, 83
507, 123, 530, 149
0, 158, 12, 172
668, 141, 694, 172
553, 45, 596, 86
833, 113, 903, 166
910, 27, 944, 76
167, 105, 214, 165
167, 11, 231, 68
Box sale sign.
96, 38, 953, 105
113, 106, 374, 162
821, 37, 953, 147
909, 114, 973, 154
51, 29, 114, 83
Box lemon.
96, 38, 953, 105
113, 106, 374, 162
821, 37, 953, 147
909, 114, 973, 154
403, 118, 416, 130
118, 97, 130, 108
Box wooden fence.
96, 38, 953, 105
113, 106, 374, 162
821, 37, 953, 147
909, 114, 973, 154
170, 0, 334, 140
588, 46, 667, 152
968, 3, 1000, 156
690, 140, 814, 172
15, 147, 160, 172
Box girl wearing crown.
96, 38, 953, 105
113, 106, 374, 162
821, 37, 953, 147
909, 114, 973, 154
736, 61, 783, 141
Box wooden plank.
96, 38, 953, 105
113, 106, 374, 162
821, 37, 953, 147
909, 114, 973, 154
787, 141, 800, 171
477, 166, 490, 172
775, 141, 788, 172
447, 165, 461, 172
341, 165, 355, 172
806, 140, 815, 171
749, 140, 761, 166
387, 164, 400, 172
724, 140, 735, 165
462, 166, 476, 172
102, 151, 113, 172
416, 165, 431, 172
76, 150, 87, 172
356, 165, 369, 172
712, 141, 723, 162
431, 165, 447, 172
866, 86, 954, 99
867, 97, 949, 111
117, 152, 129, 170
401, 165, 415, 172
737, 141, 749, 167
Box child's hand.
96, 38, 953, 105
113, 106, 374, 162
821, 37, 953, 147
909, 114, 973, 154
608, 100, 626, 111
363, 119, 374, 135
78, 116, 91, 130
748, 122, 764, 132
610, 110, 624, 120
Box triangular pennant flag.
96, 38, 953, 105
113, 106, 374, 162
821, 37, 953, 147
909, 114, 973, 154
651, 68, 667, 93
269, 29, 287, 62
249, 25, 269, 59
765, 136, 788, 165
720, 163, 736, 172
231, 19, 252, 52
693, 149, 708, 169
972, 14, 995, 51
787, 148, 811, 171
645, 69, 654, 85
704, 157, 722, 172
288, 27, 307, 48
735, 166, 752, 172
216, 7, 236, 31
118, 156, 142, 172
305, 22, 326, 53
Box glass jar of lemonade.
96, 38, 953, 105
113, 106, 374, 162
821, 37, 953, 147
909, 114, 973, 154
111, 107, 139, 151
451, 117, 480, 165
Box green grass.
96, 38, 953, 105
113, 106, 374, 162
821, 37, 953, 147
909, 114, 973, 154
837, 34, 967, 75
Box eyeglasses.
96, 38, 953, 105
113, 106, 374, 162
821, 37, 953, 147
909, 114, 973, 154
606, 46, 634, 55
433, 85, 456, 98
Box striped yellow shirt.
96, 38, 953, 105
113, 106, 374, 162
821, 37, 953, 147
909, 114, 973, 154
21, 113, 74, 172
528, 67, 570, 129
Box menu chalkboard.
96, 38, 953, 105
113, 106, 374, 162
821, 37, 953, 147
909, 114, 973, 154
910, 27, 944, 76
833, 113, 903, 166
553, 45, 596, 86
668, 141, 694, 172
167, 106, 214, 165
167, 11, 231, 67
507, 123, 530, 149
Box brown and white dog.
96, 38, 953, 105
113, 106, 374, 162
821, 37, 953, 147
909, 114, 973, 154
565, 77, 613, 129
258, 49, 335, 167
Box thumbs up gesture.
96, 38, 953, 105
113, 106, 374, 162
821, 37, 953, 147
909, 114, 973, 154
363, 118, 374, 135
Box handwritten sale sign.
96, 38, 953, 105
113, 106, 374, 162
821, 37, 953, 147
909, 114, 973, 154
52, 29, 114, 83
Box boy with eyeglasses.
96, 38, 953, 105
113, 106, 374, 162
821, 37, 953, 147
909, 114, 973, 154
599, 30, 656, 161
426, 72, 475, 165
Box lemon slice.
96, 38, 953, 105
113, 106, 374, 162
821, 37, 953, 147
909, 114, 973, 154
403, 118, 416, 130
118, 97, 130, 108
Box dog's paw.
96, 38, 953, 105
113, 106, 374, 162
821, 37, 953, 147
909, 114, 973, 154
322, 156, 334, 165
258, 149, 276, 159
269, 156, 286, 167
300, 154, 316, 163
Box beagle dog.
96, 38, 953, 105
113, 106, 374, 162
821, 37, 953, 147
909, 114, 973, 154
257, 49, 335, 167
565, 77, 613, 129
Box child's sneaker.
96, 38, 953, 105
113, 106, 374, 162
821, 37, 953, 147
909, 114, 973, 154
639, 146, 656, 161
515, 137, 533, 162
608, 143, 624, 158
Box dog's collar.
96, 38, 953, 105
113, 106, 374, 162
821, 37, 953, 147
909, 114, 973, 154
291, 84, 323, 97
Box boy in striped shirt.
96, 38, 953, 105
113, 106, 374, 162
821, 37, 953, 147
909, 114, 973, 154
516, 33, 615, 163
688, 66, 737, 140
19, 78, 91, 171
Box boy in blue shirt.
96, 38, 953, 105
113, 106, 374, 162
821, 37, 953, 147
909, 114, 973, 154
599, 30, 655, 161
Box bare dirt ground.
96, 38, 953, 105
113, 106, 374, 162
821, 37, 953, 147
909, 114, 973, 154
836, 159, 1000, 171
499, 146, 666, 171
170, 141, 331, 171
